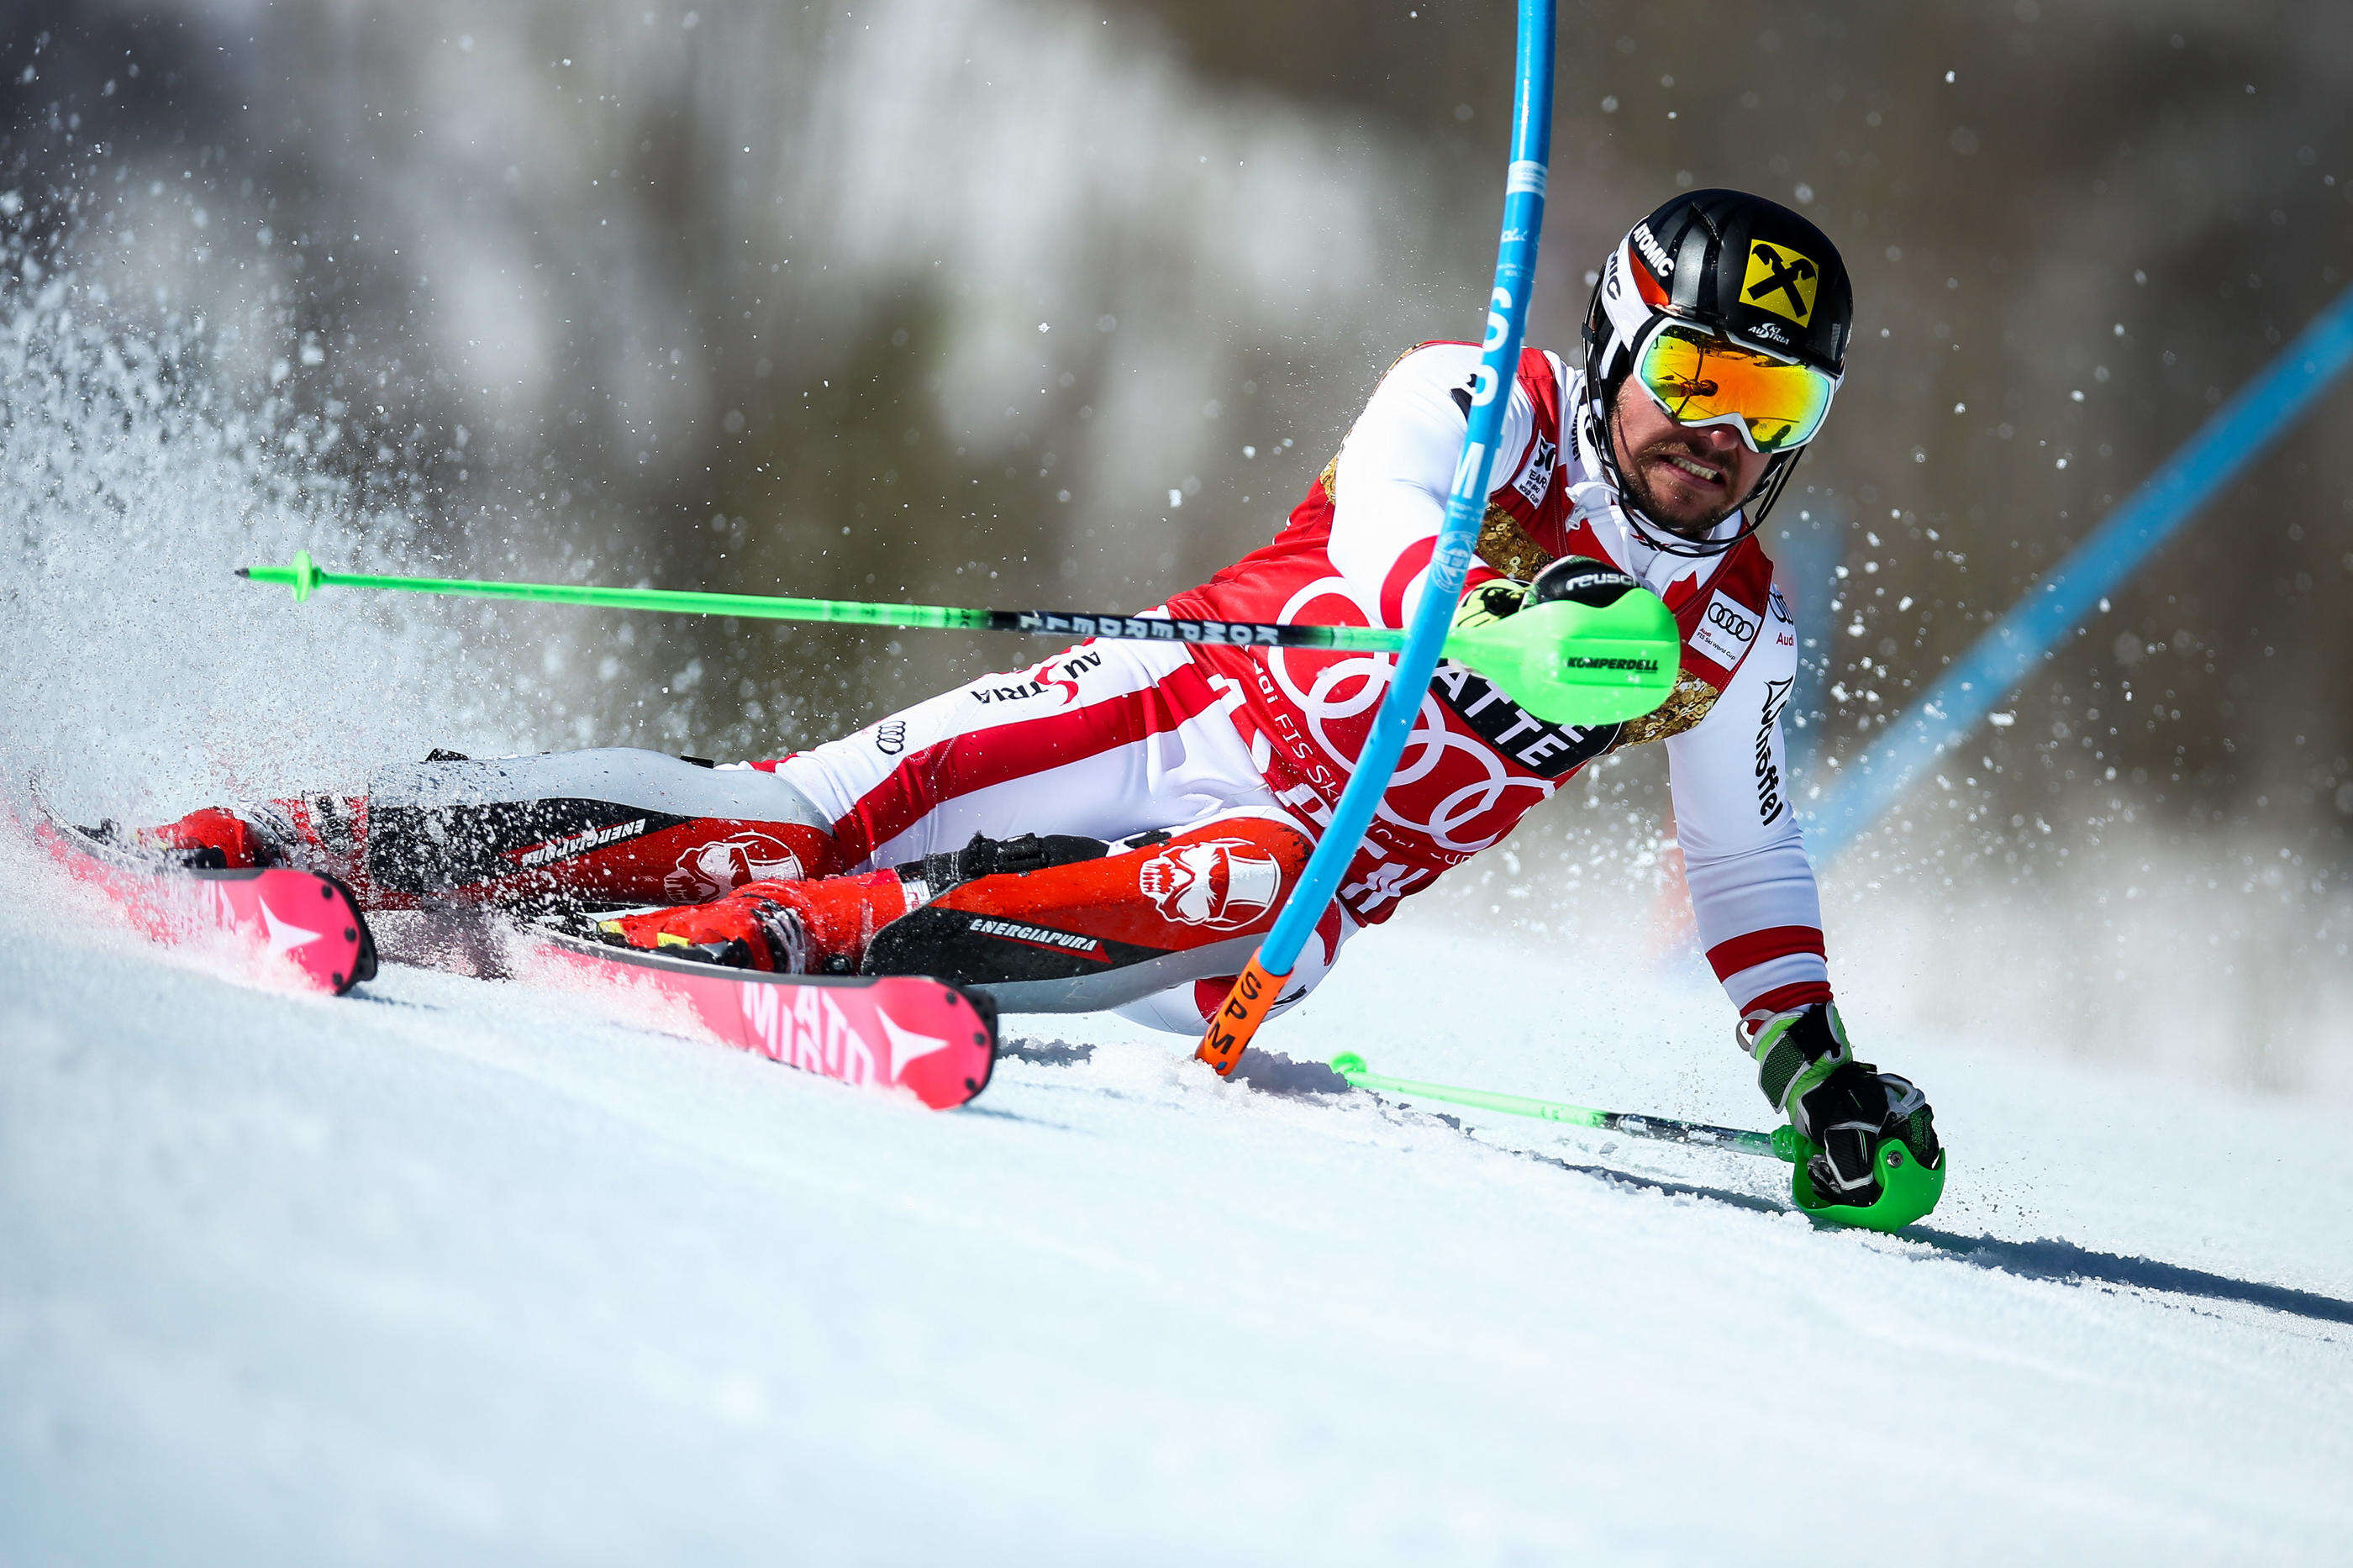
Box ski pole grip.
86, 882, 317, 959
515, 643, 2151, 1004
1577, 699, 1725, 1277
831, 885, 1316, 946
1194, 952, 1289, 1077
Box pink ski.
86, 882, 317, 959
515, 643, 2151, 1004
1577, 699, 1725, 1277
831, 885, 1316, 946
20, 800, 378, 997
511, 927, 998, 1109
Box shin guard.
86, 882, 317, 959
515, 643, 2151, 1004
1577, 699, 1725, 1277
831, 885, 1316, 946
253, 792, 848, 912
141, 749, 850, 912
864, 813, 1315, 1012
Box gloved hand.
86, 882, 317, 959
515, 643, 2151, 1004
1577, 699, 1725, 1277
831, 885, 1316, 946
1739, 1002, 1941, 1204
1452, 555, 1645, 631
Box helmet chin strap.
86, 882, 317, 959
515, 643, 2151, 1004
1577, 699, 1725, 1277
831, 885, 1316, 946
1585, 380, 1796, 560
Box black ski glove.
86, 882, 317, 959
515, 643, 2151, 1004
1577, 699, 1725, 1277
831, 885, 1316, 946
1453, 555, 1644, 630
1740, 1002, 1941, 1205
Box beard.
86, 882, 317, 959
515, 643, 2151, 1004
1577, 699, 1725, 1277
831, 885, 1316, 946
1609, 401, 1760, 539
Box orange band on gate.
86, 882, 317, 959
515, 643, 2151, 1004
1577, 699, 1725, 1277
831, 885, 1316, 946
1195, 953, 1289, 1077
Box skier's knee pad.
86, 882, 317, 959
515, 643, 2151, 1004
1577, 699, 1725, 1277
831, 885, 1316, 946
1112, 902, 1351, 1036
861, 812, 1315, 1013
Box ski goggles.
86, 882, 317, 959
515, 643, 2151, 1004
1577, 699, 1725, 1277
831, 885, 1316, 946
1630, 320, 1840, 454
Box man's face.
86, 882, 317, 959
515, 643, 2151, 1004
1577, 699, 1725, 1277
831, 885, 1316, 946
1608, 378, 1776, 538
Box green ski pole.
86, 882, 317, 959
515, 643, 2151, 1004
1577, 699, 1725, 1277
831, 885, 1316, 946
1327, 1051, 1945, 1233
237, 550, 1679, 729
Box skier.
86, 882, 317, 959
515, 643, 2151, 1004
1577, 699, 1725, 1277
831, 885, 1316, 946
145, 189, 1938, 1204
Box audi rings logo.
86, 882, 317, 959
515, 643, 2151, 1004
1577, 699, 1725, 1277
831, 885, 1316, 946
874, 720, 908, 755
1692, 591, 1763, 670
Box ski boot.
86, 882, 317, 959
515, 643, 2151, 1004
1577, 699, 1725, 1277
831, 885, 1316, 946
133, 806, 285, 871
593, 870, 915, 973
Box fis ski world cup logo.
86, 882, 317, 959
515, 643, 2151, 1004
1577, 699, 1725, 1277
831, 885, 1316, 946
1138, 838, 1284, 930
1742, 239, 1820, 326
666, 831, 806, 899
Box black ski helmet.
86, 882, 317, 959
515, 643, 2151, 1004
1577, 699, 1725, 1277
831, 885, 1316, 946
1582, 189, 1854, 556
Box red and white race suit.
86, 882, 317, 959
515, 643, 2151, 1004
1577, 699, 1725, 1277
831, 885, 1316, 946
754, 341, 1832, 1027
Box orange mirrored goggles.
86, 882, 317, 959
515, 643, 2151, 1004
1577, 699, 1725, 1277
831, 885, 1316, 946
1632, 322, 1840, 454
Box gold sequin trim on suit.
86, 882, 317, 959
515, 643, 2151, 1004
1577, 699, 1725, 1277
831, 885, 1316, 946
1474, 505, 1555, 581
1613, 666, 1721, 749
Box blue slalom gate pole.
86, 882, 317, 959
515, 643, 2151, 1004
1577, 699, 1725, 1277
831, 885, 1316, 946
1805, 281, 2353, 866
1197, 0, 1556, 1074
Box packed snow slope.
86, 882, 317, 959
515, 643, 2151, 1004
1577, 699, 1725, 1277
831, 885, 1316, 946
2, 832, 2349, 1568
